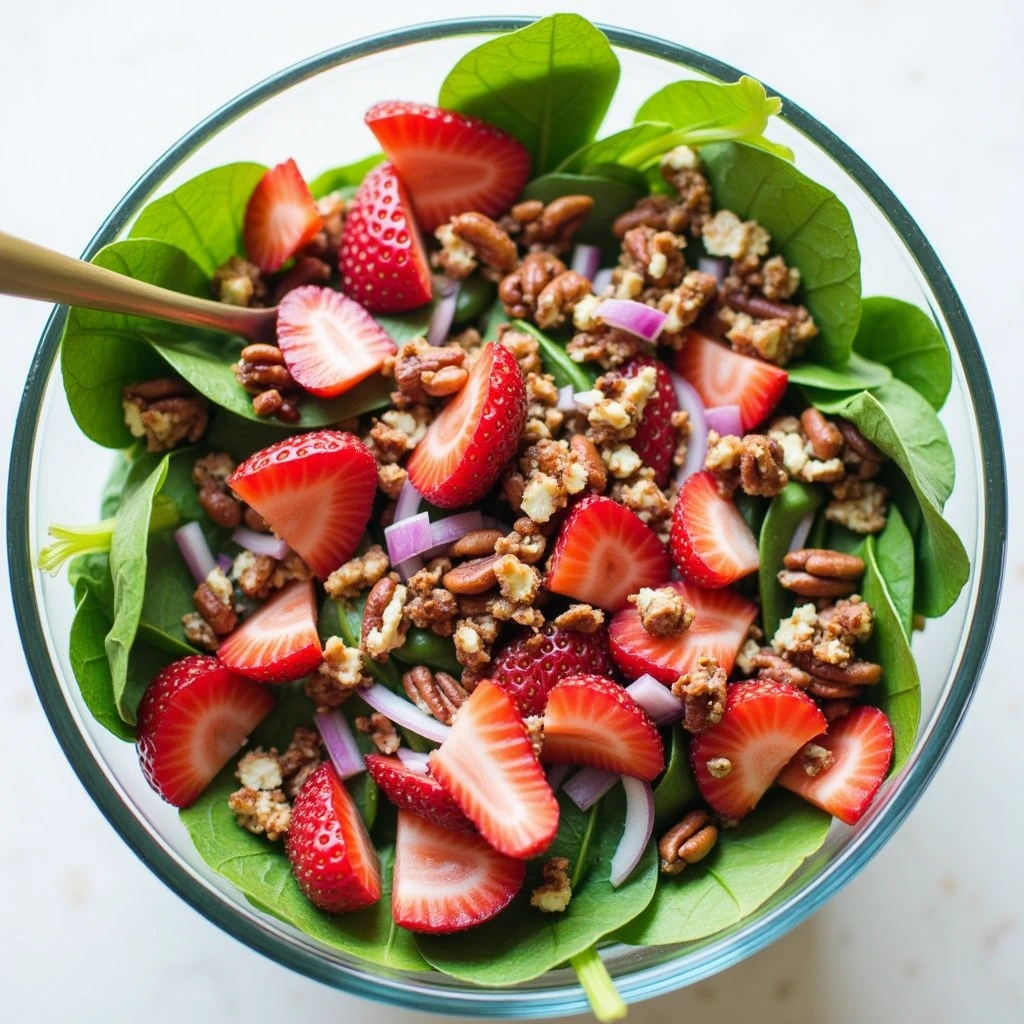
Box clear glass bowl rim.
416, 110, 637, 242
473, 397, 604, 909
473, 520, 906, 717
6, 16, 1007, 1017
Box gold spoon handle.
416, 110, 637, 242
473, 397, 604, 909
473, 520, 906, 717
0, 230, 277, 343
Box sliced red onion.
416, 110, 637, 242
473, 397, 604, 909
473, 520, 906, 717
395, 555, 423, 582
592, 268, 614, 295
626, 674, 685, 726
597, 298, 667, 343
571, 243, 602, 282
556, 384, 577, 412
314, 710, 366, 780
610, 776, 656, 888
426, 280, 459, 345
564, 766, 619, 811
546, 763, 573, 792
231, 526, 290, 560
216, 553, 233, 574
393, 478, 423, 523
670, 372, 709, 487
174, 522, 215, 584
384, 512, 432, 564
360, 683, 452, 744
704, 404, 743, 438
788, 511, 816, 554
697, 256, 728, 284
395, 748, 430, 774
428, 511, 484, 550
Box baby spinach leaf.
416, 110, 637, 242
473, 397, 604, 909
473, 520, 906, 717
376, 302, 437, 348
308, 154, 384, 199
512, 319, 597, 392
555, 122, 674, 174
453, 275, 497, 326
438, 14, 620, 174
872, 505, 915, 637
616, 791, 830, 946
653, 727, 698, 828
786, 352, 891, 391
700, 142, 861, 367
481, 299, 510, 341
393, 629, 462, 677
206, 409, 299, 462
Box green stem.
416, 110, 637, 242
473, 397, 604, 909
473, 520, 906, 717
571, 801, 600, 889
570, 945, 627, 1022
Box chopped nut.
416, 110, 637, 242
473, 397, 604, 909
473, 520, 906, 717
552, 604, 605, 633
435, 212, 518, 279
499, 251, 566, 319
271, 255, 331, 304
122, 378, 208, 452
798, 742, 835, 777
826, 479, 889, 534
377, 462, 408, 500
497, 324, 544, 375
182, 612, 218, 651
369, 406, 432, 462
228, 788, 291, 840
771, 603, 819, 655
630, 587, 695, 638
236, 748, 283, 791
494, 518, 548, 565
658, 810, 718, 875
706, 756, 733, 778
566, 325, 645, 369
389, 337, 468, 406
232, 550, 277, 600
355, 712, 400, 755
801, 408, 843, 461
752, 647, 813, 689
325, 545, 391, 601
402, 666, 468, 725
193, 452, 242, 528
453, 619, 494, 672
307, 636, 368, 710
702, 210, 770, 261
493, 554, 541, 606
193, 567, 237, 636
516, 195, 594, 254
618, 226, 686, 289
672, 656, 727, 732
657, 271, 719, 339
531, 856, 572, 912
535, 271, 592, 330
211, 255, 265, 306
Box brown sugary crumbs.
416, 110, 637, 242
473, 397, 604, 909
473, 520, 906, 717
355, 713, 400, 755
325, 545, 391, 601
530, 856, 572, 913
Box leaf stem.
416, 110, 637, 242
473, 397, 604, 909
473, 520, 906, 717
570, 945, 627, 1022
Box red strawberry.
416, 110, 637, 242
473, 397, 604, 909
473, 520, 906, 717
546, 495, 671, 612
338, 162, 433, 314
406, 342, 526, 509
218, 580, 322, 683
286, 762, 381, 913
541, 675, 664, 781
136, 655, 273, 808
674, 330, 788, 431
429, 680, 559, 859
492, 624, 617, 717
276, 285, 396, 397
392, 810, 525, 934
364, 754, 474, 834
364, 101, 531, 232
228, 430, 377, 578
243, 159, 323, 273
608, 579, 758, 684
612, 355, 679, 487
690, 680, 827, 819
777, 706, 893, 825
670, 471, 759, 587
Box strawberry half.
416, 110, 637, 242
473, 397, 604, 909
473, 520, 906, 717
392, 809, 525, 934
541, 674, 664, 781
690, 680, 827, 819
406, 342, 526, 509
777, 705, 894, 825
276, 285, 397, 397
365, 754, 474, 834
611, 355, 679, 487
545, 495, 671, 612
243, 159, 323, 273
218, 580, 322, 683
429, 680, 559, 859
670, 471, 759, 587
365, 101, 531, 232
286, 762, 382, 913
492, 623, 617, 717
339, 162, 433, 314
608, 579, 758, 684
136, 655, 273, 808
674, 330, 788, 432
228, 429, 377, 578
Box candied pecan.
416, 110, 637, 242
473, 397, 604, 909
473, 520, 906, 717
325, 545, 391, 601
766, 415, 846, 484
355, 712, 400, 755
453, 618, 494, 672
211, 254, 266, 307
671, 656, 727, 733
629, 587, 695, 638
619, 226, 686, 290
531, 856, 572, 912
496, 323, 544, 375
752, 648, 812, 689
390, 337, 467, 404
552, 604, 605, 633
499, 251, 566, 319
122, 378, 208, 452
181, 611, 218, 651
193, 568, 237, 636
657, 271, 719, 340
518, 195, 594, 254
819, 596, 874, 645
377, 462, 408, 500
270, 551, 313, 590
779, 548, 865, 598
818, 698, 854, 722
705, 432, 787, 497
800, 408, 843, 461
582, 365, 658, 446
368, 407, 431, 463
402, 666, 469, 726
658, 810, 718, 875
243, 507, 270, 533
277, 727, 323, 792
613, 194, 692, 238
658, 146, 712, 234
837, 419, 884, 463
494, 518, 547, 564
826, 478, 889, 534
361, 577, 408, 661
534, 271, 592, 330
447, 530, 503, 559
499, 467, 527, 513
272, 256, 331, 303
234, 344, 294, 392
566, 325, 644, 369
777, 574, 858, 599
493, 554, 541, 606
442, 554, 500, 595
404, 586, 459, 636
518, 438, 589, 523
794, 742, 835, 778
193, 452, 242, 528
723, 308, 814, 367
790, 652, 883, 688
312, 192, 347, 259
228, 787, 290, 840
703, 210, 770, 261
569, 433, 607, 492
448, 212, 518, 274
307, 637, 368, 711
610, 477, 672, 536
232, 550, 277, 599
771, 602, 820, 656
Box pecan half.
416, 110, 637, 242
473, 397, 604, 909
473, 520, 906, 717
569, 433, 607, 492
520, 195, 594, 253
449, 212, 518, 273
401, 666, 469, 726
658, 810, 718, 875
391, 337, 467, 405
790, 651, 883, 687
442, 554, 500, 595
499, 251, 566, 319
752, 648, 812, 689
779, 547, 865, 598
535, 270, 592, 330
447, 530, 503, 559
361, 577, 408, 661
122, 378, 208, 452
800, 408, 843, 461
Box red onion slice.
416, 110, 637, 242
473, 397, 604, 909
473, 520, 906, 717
597, 298, 667, 343
231, 526, 290, 560
174, 522, 215, 584
384, 512, 433, 564
670, 372, 708, 487
427, 280, 460, 346
788, 511, 816, 553
393, 478, 423, 523
697, 256, 728, 284
571, 243, 602, 282
592, 267, 614, 295
360, 683, 452, 744
564, 766, 619, 811
556, 384, 577, 412
610, 776, 655, 888
216, 553, 233, 574
429, 511, 484, 549
704, 404, 743, 438
626, 674, 685, 726
314, 710, 366, 780
395, 555, 423, 582
546, 763, 573, 792
395, 747, 430, 774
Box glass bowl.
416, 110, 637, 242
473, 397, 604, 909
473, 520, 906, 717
7, 17, 1007, 1018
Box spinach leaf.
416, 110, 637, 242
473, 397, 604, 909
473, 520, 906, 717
872, 505, 915, 637
308, 154, 384, 199
205, 410, 299, 462
700, 142, 861, 367
786, 352, 892, 391
616, 791, 830, 946
512, 319, 597, 392
481, 299, 510, 342
555, 122, 674, 174
438, 14, 620, 174
392, 629, 462, 677
129, 163, 267, 276
854, 296, 952, 410
653, 727, 698, 828
453, 275, 496, 326
376, 303, 437, 348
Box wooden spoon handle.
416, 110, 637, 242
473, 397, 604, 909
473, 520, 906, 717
0, 230, 277, 343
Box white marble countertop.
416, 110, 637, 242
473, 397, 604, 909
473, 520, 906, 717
1, 1, 1019, 1020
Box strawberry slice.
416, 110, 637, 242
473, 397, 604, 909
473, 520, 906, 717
276, 285, 397, 397
429, 680, 559, 859
406, 342, 526, 509
392, 809, 525, 934
690, 680, 827, 819
674, 330, 788, 431
136, 655, 273, 808
608, 579, 758, 684
541, 674, 664, 781
670, 471, 759, 587
218, 580, 322, 683
364, 754, 474, 834
546, 495, 672, 612
339, 162, 433, 314
611, 355, 679, 487
286, 762, 382, 913
365, 101, 531, 232
228, 430, 377, 578
243, 159, 323, 273
778, 706, 894, 825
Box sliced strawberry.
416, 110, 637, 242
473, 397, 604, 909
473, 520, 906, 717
136, 655, 273, 808
546, 495, 671, 612
611, 355, 679, 487
276, 285, 396, 397
286, 762, 381, 913
228, 430, 377, 578
406, 342, 526, 509
492, 624, 617, 717
365, 101, 531, 232
392, 809, 525, 934
674, 330, 788, 431
670, 471, 759, 587
429, 680, 558, 859
778, 706, 894, 825
218, 580, 322, 683
338, 162, 433, 314
541, 674, 664, 781
243, 159, 323, 274
608, 579, 758, 684
690, 680, 827, 819
365, 754, 474, 834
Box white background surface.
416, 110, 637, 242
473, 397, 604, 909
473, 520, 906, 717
1, 1, 1019, 1021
